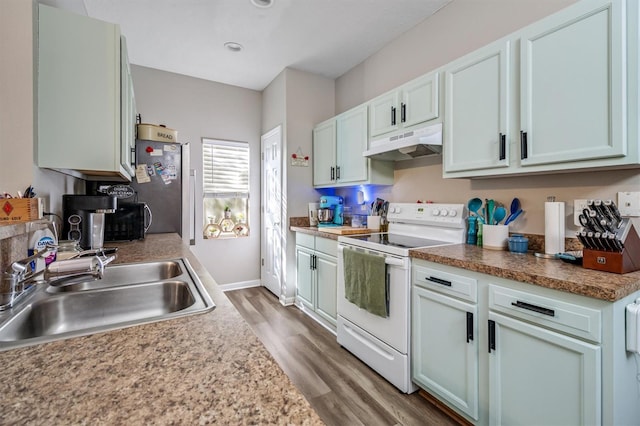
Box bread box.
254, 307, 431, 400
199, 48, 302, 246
137, 123, 178, 143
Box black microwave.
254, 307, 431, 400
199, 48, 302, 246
104, 202, 151, 242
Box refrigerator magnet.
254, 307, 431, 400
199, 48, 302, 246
136, 165, 151, 184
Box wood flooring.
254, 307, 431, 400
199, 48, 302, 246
226, 287, 458, 426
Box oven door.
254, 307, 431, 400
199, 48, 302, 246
337, 244, 410, 354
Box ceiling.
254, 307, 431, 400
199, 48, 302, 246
38, 0, 451, 91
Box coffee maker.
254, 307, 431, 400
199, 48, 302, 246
62, 195, 117, 249
318, 196, 344, 227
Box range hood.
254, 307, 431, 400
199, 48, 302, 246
363, 122, 442, 161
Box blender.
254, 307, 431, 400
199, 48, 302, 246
317, 196, 344, 227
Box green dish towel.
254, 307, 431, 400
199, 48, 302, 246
343, 248, 388, 318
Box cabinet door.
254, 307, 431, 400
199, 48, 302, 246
336, 105, 368, 184
296, 247, 314, 309
402, 72, 439, 128
312, 119, 337, 186
120, 36, 136, 177
315, 253, 337, 326
38, 5, 125, 176
369, 91, 400, 138
413, 287, 479, 420
520, 0, 625, 166
489, 312, 601, 426
444, 41, 510, 173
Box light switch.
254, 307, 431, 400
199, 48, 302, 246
617, 192, 640, 217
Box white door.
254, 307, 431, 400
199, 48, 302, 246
261, 125, 283, 298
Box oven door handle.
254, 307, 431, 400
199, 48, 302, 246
384, 257, 404, 266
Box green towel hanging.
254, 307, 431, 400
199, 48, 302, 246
343, 248, 388, 318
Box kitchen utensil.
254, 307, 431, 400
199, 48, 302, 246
486, 199, 495, 225
467, 198, 482, 217
493, 206, 507, 224
505, 198, 520, 223
504, 209, 523, 225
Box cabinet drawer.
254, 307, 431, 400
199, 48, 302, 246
296, 233, 315, 250
413, 266, 477, 303
315, 237, 337, 257
488, 284, 601, 343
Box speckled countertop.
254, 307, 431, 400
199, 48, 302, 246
410, 244, 640, 302
0, 234, 322, 425
291, 219, 640, 303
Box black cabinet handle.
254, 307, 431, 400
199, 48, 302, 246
391, 106, 396, 126
520, 131, 528, 160
488, 319, 496, 353
466, 312, 474, 343
511, 300, 555, 317
499, 133, 506, 161
401, 102, 406, 123
330, 166, 335, 181
426, 276, 452, 287
336, 166, 341, 180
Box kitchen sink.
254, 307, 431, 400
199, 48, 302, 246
0, 258, 215, 351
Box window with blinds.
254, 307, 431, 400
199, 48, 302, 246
202, 139, 250, 239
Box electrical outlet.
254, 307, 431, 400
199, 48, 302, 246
573, 199, 589, 227
618, 192, 640, 217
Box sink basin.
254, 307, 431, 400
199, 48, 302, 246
0, 258, 215, 350
46, 260, 184, 292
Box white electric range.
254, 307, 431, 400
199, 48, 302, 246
337, 202, 466, 393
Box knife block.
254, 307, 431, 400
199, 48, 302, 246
583, 223, 640, 274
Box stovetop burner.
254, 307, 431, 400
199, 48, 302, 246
348, 233, 451, 249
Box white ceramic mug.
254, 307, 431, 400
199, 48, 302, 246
308, 203, 319, 226
482, 224, 509, 250
367, 215, 381, 231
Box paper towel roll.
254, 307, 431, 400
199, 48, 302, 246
544, 201, 565, 255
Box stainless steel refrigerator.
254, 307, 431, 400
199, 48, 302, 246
130, 139, 192, 241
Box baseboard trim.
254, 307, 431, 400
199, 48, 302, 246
219, 279, 261, 292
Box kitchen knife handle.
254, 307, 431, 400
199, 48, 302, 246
466, 312, 474, 343
391, 106, 396, 126
499, 133, 506, 161
401, 102, 406, 123
520, 131, 528, 159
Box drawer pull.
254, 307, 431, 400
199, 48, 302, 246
511, 300, 555, 317
426, 276, 452, 287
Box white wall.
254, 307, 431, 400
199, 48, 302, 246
333, 0, 640, 236
262, 68, 335, 302
131, 65, 262, 285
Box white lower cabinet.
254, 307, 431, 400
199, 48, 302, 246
412, 286, 479, 420
488, 311, 601, 426
295, 234, 337, 329
410, 258, 639, 425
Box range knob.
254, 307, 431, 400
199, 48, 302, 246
448, 209, 458, 217
440, 210, 449, 217
431, 209, 440, 216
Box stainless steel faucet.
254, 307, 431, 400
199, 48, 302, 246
0, 247, 114, 311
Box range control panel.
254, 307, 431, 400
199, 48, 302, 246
386, 203, 466, 228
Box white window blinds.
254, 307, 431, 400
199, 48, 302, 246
202, 139, 250, 198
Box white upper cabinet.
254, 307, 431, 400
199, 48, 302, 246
443, 0, 635, 178
444, 41, 511, 173
312, 118, 337, 186
519, 0, 626, 166
38, 5, 134, 180
369, 72, 439, 139
313, 105, 393, 188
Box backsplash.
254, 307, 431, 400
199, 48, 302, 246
0, 221, 49, 272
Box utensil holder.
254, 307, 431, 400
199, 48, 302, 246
482, 224, 509, 250
583, 223, 640, 274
